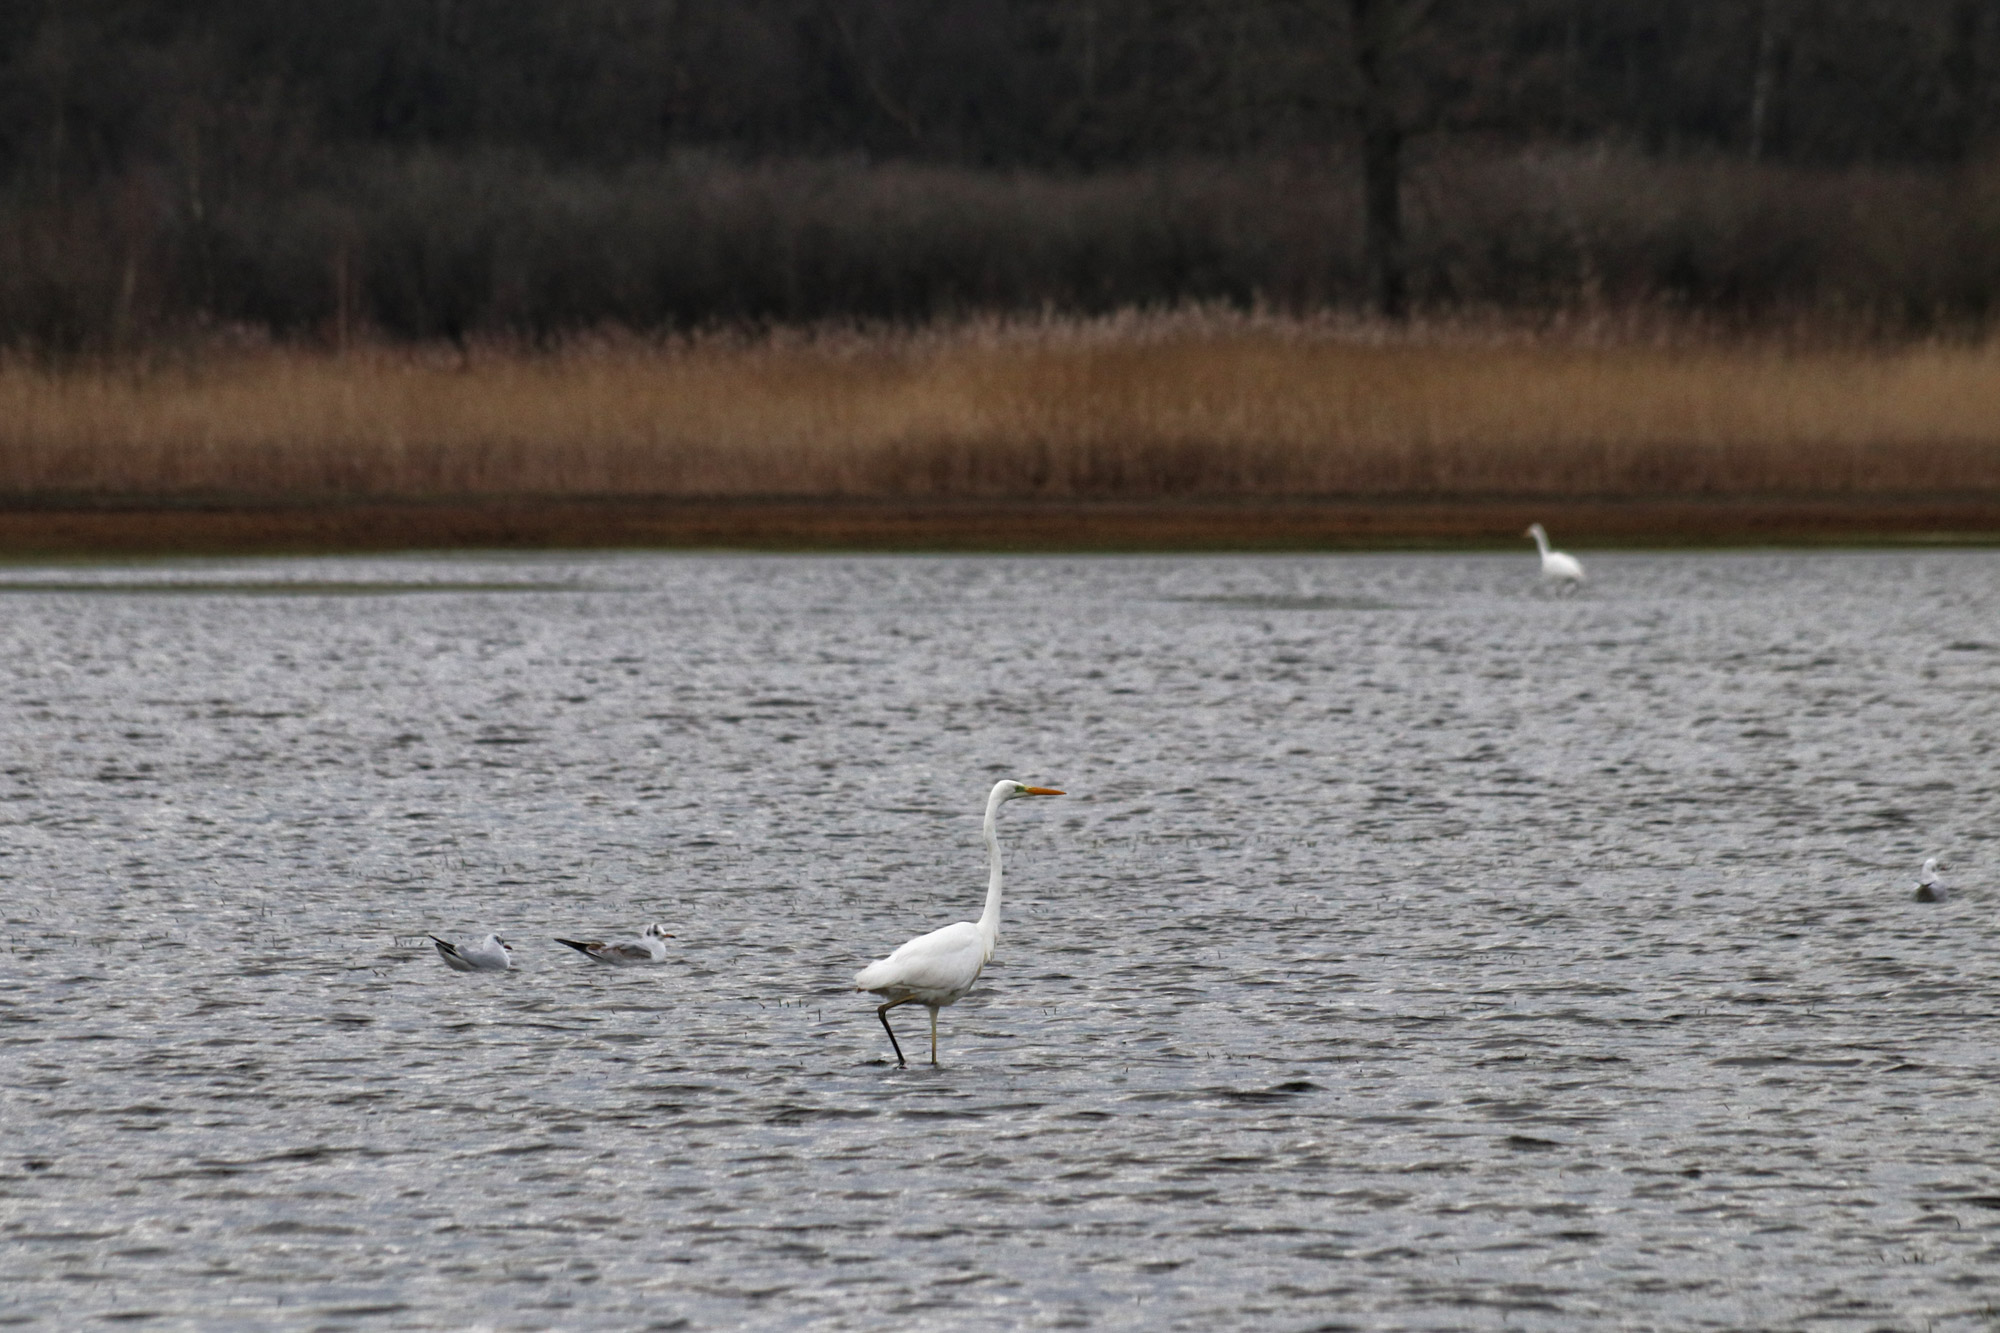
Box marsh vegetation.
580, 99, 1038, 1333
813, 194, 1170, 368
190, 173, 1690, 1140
8, 313, 2000, 508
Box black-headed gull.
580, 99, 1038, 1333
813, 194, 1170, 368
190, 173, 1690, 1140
553, 922, 673, 966
431, 933, 514, 971
1914, 857, 1947, 903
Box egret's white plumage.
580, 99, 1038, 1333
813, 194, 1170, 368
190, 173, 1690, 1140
554, 922, 673, 965
1915, 857, 1946, 903
1526, 523, 1585, 589
855, 779, 1063, 1067
430, 933, 513, 972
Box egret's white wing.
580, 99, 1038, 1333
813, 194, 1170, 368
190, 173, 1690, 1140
855, 920, 987, 996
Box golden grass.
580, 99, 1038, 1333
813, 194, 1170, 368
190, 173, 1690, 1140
6, 311, 2000, 503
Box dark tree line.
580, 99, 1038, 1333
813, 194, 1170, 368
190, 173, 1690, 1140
2, 0, 1998, 347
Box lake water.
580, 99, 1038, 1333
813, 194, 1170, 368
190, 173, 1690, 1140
2, 549, 1998, 1331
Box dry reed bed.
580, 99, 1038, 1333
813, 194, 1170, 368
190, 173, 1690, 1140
7, 315, 2000, 502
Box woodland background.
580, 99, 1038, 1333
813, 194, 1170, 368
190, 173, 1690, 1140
7, 0, 2000, 350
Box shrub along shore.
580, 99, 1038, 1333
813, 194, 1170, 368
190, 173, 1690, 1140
6, 312, 2000, 553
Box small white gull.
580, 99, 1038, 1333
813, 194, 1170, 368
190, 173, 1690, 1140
1914, 857, 1947, 903
430, 933, 514, 971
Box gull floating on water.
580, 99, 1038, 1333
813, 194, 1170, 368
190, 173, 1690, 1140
430, 933, 514, 971
1914, 857, 1947, 903
553, 922, 674, 966
1526, 523, 1585, 591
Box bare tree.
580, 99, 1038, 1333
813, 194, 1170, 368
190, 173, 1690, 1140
1940, 0, 1986, 162
1344, 0, 1432, 318
1746, 0, 1792, 160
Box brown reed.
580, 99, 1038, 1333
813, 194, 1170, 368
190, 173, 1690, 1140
5, 311, 2000, 504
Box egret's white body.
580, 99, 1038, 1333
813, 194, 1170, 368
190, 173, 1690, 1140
554, 922, 673, 965
431, 933, 513, 971
1915, 857, 1946, 903
855, 779, 1063, 1066
1527, 523, 1585, 590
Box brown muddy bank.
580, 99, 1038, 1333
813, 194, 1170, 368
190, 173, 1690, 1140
3, 495, 1997, 557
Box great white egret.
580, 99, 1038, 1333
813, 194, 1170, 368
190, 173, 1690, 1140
554, 922, 674, 965
1915, 857, 1946, 903
1526, 523, 1585, 590
431, 933, 513, 971
854, 779, 1064, 1067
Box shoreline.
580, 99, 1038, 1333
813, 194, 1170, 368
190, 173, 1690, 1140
3, 495, 1998, 556
11, 318, 2000, 555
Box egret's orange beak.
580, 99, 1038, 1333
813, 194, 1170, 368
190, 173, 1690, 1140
1023, 786, 1065, 796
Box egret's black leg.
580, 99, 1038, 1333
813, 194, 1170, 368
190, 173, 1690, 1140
876, 997, 916, 1067
929, 1007, 940, 1065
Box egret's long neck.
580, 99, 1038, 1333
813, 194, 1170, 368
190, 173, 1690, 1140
1531, 527, 1551, 557
977, 791, 1006, 945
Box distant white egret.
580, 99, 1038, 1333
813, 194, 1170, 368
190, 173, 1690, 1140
554, 922, 674, 965
1526, 523, 1585, 590
1915, 857, 1946, 903
854, 779, 1064, 1067
431, 933, 513, 971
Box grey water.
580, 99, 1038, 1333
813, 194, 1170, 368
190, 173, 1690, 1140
2, 549, 1998, 1331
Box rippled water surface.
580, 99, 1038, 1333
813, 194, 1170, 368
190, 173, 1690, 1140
4, 550, 2000, 1330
